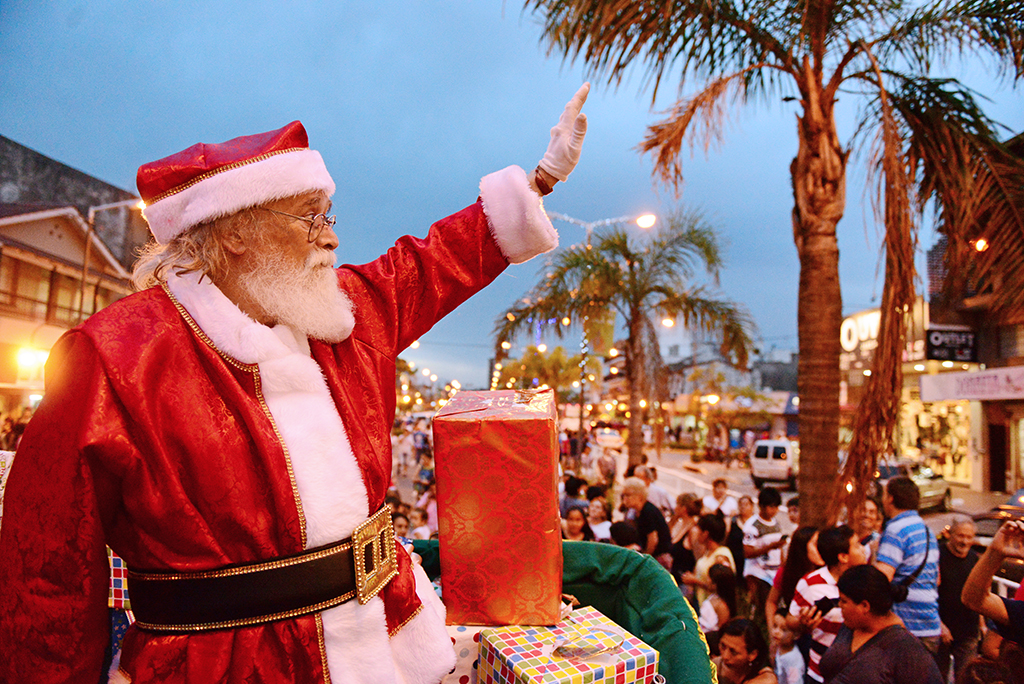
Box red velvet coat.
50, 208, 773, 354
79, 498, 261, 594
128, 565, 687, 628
0, 201, 510, 683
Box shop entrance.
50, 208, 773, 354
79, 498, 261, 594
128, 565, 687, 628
989, 423, 1008, 493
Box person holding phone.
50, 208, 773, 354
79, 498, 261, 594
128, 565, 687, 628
787, 525, 868, 683
961, 519, 1024, 647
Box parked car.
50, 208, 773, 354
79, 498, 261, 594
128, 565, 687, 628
870, 459, 952, 512
750, 439, 799, 490
940, 489, 1024, 584
593, 427, 625, 450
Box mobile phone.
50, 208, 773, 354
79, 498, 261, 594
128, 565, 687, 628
814, 597, 837, 615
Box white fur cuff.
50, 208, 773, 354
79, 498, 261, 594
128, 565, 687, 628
479, 166, 558, 264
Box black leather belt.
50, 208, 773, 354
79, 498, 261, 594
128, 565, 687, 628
127, 507, 397, 632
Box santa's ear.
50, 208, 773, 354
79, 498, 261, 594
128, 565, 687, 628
221, 229, 248, 256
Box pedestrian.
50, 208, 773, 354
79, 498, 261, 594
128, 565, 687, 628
413, 450, 436, 496
682, 513, 736, 608
782, 496, 800, 535
961, 520, 1024, 647
587, 497, 612, 542
619, 477, 673, 569
409, 508, 432, 541
669, 493, 703, 584
937, 517, 982, 682
728, 495, 756, 579
703, 478, 739, 520
412, 418, 431, 465
609, 521, 643, 552
700, 563, 738, 655
771, 620, 806, 684
766, 526, 823, 630
875, 476, 941, 662
0, 82, 590, 682
597, 447, 618, 490
743, 487, 787, 623
391, 512, 410, 540
635, 465, 673, 518
787, 525, 868, 683
562, 506, 595, 542
416, 482, 439, 536
714, 617, 778, 684
819, 564, 943, 684
854, 495, 883, 563
560, 475, 589, 519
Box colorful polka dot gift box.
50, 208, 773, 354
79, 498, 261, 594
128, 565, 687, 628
477, 608, 660, 684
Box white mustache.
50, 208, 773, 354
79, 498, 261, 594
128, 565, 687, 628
306, 249, 336, 269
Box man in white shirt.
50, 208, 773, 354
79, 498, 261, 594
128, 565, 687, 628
703, 478, 738, 518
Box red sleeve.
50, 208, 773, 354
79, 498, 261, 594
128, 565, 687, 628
337, 201, 508, 356
0, 333, 128, 681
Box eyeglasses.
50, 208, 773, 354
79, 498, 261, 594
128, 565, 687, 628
259, 208, 337, 242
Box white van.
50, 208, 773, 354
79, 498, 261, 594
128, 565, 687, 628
750, 439, 799, 490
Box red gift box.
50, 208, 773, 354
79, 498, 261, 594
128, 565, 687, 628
433, 390, 562, 625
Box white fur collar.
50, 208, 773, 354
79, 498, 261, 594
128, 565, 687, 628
165, 271, 298, 365
162, 269, 453, 684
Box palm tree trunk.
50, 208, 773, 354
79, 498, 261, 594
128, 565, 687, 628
626, 314, 646, 467
791, 80, 847, 528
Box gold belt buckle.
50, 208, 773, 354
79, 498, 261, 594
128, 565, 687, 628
352, 506, 398, 605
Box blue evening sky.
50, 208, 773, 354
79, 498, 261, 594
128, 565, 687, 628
2, 1, 1021, 387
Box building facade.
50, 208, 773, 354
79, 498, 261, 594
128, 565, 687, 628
0, 135, 140, 417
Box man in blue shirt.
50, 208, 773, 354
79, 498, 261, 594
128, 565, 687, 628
875, 476, 941, 664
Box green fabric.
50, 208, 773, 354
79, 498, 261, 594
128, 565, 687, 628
411, 539, 714, 684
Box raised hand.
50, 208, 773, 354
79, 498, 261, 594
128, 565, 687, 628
538, 83, 590, 182
991, 520, 1024, 559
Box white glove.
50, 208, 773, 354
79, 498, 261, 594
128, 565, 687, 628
538, 83, 590, 182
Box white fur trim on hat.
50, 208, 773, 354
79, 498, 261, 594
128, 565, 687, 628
479, 165, 558, 264
143, 149, 336, 244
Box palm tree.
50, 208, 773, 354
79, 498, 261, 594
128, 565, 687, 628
525, 0, 1024, 523
494, 208, 753, 466
494, 345, 598, 406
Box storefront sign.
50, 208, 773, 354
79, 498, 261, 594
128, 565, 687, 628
926, 328, 977, 362
920, 366, 1024, 402
839, 300, 927, 371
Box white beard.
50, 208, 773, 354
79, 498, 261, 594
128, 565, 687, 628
239, 247, 354, 343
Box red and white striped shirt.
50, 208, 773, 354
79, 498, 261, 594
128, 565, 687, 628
789, 566, 843, 682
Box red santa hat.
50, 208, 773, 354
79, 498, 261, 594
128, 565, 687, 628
137, 121, 336, 244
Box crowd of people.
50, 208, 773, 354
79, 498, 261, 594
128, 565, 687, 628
0, 408, 32, 451
380, 422, 1024, 684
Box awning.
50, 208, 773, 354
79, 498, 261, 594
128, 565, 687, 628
919, 366, 1024, 402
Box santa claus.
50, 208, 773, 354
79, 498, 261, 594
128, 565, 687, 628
0, 84, 588, 683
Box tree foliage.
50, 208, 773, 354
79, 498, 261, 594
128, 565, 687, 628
494, 207, 754, 465
525, 0, 1024, 522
